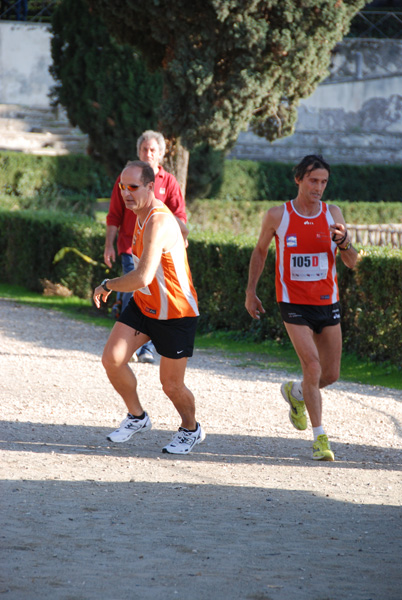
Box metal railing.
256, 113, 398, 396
347, 11, 402, 39
0, 0, 57, 22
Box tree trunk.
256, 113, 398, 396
162, 136, 189, 200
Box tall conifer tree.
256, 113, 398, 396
89, 0, 367, 187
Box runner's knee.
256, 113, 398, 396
320, 366, 340, 387
102, 349, 124, 373
303, 359, 322, 385
161, 377, 183, 399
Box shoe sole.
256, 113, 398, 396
313, 453, 335, 461
162, 428, 206, 455
280, 383, 307, 431
107, 421, 152, 443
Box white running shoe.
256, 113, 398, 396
162, 423, 206, 455
137, 347, 155, 364
107, 412, 152, 443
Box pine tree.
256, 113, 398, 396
50, 0, 162, 177
89, 0, 368, 186
50, 0, 224, 197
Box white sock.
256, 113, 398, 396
291, 381, 304, 401
313, 426, 325, 440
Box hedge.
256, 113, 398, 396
1, 150, 402, 205
0, 209, 120, 298
0, 209, 400, 367
0, 151, 114, 199
187, 199, 402, 239
214, 159, 402, 202
188, 232, 402, 367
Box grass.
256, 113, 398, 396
0, 283, 113, 329
1, 283, 401, 390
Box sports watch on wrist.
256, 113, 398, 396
101, 278, 110, 292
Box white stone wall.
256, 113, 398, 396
0, 21, 53, 108
0, 22, 401, 164
230, 40, 402, 165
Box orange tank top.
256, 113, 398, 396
275, 200, 339, 305
132, 205, 199, 319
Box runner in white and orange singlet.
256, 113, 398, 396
93, 161, 205, 455
245, 155, 358, 462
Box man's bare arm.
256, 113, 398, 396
245, 206, 283, 319
94, 214, 175, 307
104, 225, 118, 268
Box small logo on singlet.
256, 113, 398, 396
159, 187, 166, 194
304, 220, 314, 225
286, 235, 297, 247
146, 307, 156, 315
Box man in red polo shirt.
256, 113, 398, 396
104, 130, 188, 363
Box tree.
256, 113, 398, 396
50, 0, 162, 177
49, 0, 224, 198
88, 0, 368, 187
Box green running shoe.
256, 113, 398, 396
313, 434, 335, 461
280, 381, 307, 430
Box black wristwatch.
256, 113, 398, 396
101, 278, 110, 292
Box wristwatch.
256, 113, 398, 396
101, 278, 110, 292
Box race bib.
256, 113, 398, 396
290, 253, 328, 281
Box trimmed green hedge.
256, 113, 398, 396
0, 209, 120, 298
188, 234, 402, 366
187, 199, 402, 239
2, 150, 402, 206
214, 159, 402, 202
188, 233, 402, 366
0, 210, 400, 366
0, 151, 114, 199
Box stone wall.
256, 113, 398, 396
0, 22, 401, 165
0, 21, 54, 108
229, 39, 402, 165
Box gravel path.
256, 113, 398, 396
0, 298, 401, 600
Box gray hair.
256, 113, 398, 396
136, 130, 166, 160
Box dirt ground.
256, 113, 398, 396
0, 298, 401, 600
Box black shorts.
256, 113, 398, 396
279, 302, 341, 334
118, 298, 198, 359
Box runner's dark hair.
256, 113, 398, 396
293, 155, 331, 181
124, 160, 155, 185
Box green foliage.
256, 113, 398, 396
213, 159, 402, 202
337, 247, 402, 364
91, 0, 368, 149
0, 151, 115, 216
1, 208, 400, 367
188, 233, 402, 367
0, 209, 120, 297
188, 232, 282, 341
50, 0, 163, 176
187, 144, 225, 200
49, 0, 225, 195
187, 199, 402, 239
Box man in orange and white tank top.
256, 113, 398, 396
245, 155, 358, 462
94, 161, 205, 455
